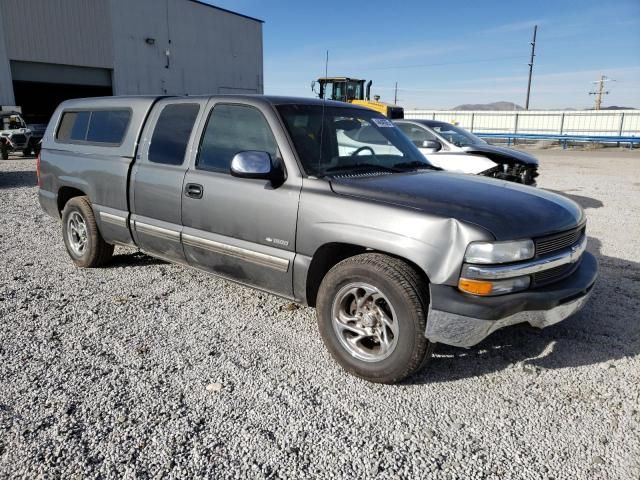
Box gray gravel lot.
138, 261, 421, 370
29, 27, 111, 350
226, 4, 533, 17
1, 149, 639, 479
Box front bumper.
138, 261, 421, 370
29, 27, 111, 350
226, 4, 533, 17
426, 251, 597, 347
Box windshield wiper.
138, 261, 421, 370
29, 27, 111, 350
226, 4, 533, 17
321, 163, 401, 175
392, 160, 439, 171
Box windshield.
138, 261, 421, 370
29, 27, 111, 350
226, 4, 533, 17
277, 105, 434, 177
429, 123, 486, 147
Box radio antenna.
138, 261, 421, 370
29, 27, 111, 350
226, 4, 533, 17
317, 50, 328, 174
323, 50, 329, 83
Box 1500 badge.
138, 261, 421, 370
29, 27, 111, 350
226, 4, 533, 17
266, 237, 289, 247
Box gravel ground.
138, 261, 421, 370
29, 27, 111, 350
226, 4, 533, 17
1, 149, 639, 479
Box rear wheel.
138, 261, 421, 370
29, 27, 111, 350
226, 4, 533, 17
316, 253, 433, 384
61, 196, 114, 267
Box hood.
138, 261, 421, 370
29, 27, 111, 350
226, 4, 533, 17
330, 171, 584, 240
462, 144, 539, 166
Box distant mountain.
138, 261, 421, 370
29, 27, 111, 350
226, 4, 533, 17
597, 106, 636, 110
441, 102, 636, 111
452, 101, 524, 111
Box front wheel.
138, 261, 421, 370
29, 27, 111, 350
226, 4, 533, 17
61, 196, 114, 267
316, 253, 433, 384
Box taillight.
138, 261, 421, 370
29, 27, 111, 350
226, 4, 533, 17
36, 152, 41, 187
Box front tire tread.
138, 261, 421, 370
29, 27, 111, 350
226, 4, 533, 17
317, 253, 433, 384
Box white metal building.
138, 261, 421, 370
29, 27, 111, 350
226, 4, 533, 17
0, 0, 263, 122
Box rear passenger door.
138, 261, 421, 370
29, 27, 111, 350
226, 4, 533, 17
130, 99, 205, 263
181, 100, 301, 297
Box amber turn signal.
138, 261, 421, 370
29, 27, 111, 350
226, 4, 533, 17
458, 278, 494, 296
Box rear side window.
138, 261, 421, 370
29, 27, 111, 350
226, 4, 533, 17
57, 111, 90, 141
70, 112, 91, 140
148, 103, 200, 165
197, 104, 277, 173
56, 110, 130, 145
86, 111, 130, 143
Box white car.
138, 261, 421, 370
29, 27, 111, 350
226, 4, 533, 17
394, 119, 538, 185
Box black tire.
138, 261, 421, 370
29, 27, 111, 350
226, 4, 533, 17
1, 149, 8, 160
316, 253, 434, 384
22, 147, 32, 157
61, 196, 114, 268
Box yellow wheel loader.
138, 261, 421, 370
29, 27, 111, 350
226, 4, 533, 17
313, 77, 404, 119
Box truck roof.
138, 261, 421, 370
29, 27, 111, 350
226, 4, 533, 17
57, 94, 367, 111
317, 77, 364, 82
44, 95, 373, 162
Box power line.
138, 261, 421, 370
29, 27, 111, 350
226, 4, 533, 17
363, 55, 529, 71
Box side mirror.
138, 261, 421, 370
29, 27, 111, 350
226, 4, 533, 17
415, 139, 442, 151
230, 151, 284, 184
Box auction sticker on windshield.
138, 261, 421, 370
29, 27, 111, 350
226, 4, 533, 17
371, 118, 394, 128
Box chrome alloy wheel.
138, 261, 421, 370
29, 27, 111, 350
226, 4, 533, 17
331, 282, 399, 362
67, 211, 88, 256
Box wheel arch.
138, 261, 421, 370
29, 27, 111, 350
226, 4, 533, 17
304, 242, 431, 307
57, 186, 88, 215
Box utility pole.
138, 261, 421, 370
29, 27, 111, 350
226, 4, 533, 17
589, 75, 612, 110
525, 25, 537, 110
394, 82, 398, 105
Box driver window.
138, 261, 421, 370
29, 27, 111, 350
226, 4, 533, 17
198, 104, 278, 173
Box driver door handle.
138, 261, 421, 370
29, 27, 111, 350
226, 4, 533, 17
185, 183, 203, 199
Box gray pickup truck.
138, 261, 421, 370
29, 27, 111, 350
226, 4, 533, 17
38, 95, 597, 383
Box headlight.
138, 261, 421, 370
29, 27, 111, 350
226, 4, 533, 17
464, 239, 534, 264
458, 276, 530, 296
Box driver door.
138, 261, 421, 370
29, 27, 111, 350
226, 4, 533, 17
180, 100, 301, 297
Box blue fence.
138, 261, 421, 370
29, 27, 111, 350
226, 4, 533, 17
404, 110, 640, 148
475, 132, 639, 149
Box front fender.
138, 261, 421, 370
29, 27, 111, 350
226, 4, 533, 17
297, 179, 493, 286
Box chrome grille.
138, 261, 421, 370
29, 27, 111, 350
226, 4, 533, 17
535, 226, 585, 257
532, 262, 578, 286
